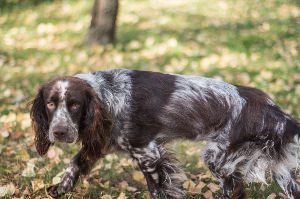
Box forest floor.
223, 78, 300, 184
0, 0, 299, 198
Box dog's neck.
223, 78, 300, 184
75, 69, 132, 118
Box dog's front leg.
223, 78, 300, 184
47, 149, 98, 198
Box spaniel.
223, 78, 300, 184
31, 69, 300, 199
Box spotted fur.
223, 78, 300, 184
31, 69, 300, 199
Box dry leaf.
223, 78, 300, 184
17, 148, 30, 161
190, 181, 205, 194
0, 129, 9, 138
23, 186, 30, 196
207, 182, 220, 193
143, 192, 151, 199
132, 171, 145, 182
52, 176, 61, 184
0, 183, 15, 197
183, 180, 196, 192
198, 172, 213, 181
202, 190, 213, 199
267, 193, 276, 199
22, 161, 35, 177
31, 179, 44, 192
118, 181, 128, 191
47, 146, 63, 160
101, 194, 113, 199
127, 186, 138, 192
117, 192, 127, 199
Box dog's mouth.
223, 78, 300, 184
54, 135, 77, 144
50, 131, 78, 144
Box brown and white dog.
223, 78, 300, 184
31, 69, 300, 199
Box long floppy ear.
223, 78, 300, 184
81, 89, 112, 160
30, 86, 51, 155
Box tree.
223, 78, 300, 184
87, 0, 119, 45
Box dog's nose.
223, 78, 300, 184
53, 131, 65, 138
53, 126, 68, 139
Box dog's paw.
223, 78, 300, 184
47, 184, 61, 198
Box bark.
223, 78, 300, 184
87, 0, 119, 45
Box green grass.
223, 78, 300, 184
0, 0, 299, 198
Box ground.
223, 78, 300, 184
0, 0, 299, 198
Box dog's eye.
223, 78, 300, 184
47, 102, 56, 110
70, 103, 80, 111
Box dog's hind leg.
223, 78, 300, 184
221, 173, 246, 199
203, 142, 246, 199
273, 164, 300, 199
130, 141, 185, 199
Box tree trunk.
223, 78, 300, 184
87, 0, 119, 45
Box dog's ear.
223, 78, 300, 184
81, 88, 112, 160
30, 86, 51, 155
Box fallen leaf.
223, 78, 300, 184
0, 183, 15, 197
17, 148, 30, 161
143, 192, 151, 199
52, 176, 61, 184
47, 146, 63, 161
126, 186, 138, 192
132, 171, 145, 182
190, 181, 205, 194
101, 194, 112, 199
198, 172, 213, 181
207, 182, 220, 193
0, 128, 9, 138
118, 181, 128, 191
31, 179, 44, 192
23, 186, 30, 196
22, 161, 35, 177
183, 180, 196, 192
117, 192, 127, 199
202, 190, 213, 199
267, 193, 276, 199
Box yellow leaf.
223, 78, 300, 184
117, 192, 127, 199
101, 194, 112, 199
132, 171, 145, 182
183, 180, 196, 191
31, 179, 44, 192
143, 192, 151, 199
17, 148, 30, 161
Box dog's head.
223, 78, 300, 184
30, 76, 112, 158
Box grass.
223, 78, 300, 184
0, 0, 299, 198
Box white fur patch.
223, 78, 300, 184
56, 81, 69, 100
75, 69, 132, 117
178, 75, 245, 119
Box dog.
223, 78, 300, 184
30, 69, 300, 198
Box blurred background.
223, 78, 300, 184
0, 0, 299, 198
